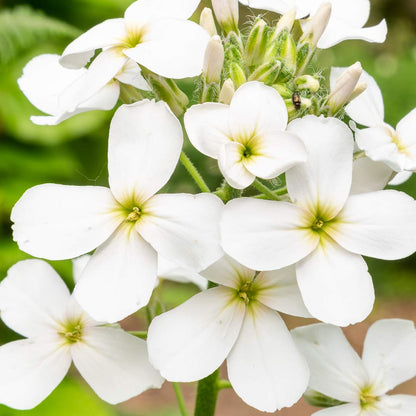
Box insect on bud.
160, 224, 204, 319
212, 0, 239, 35
203, 36, 225, 84
219, 78, 235, 104
328, 62, 363, 115
200, 7, 217, 37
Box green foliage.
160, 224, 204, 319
0, 6, 80, 65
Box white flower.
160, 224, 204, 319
239, 0, 387, 49
59, 0, 210, 79
332, 67, 416, 180
184, 81, 307, 189
18, 53, 149, 126
292, 320, 416, 415
147, 255, 310, 412
11, 100, 223, 322
221, 115, 416, 326
0, 259, 164, 410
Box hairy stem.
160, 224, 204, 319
252, 179, 281, 200
180, 151, 211, 193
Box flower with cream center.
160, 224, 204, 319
221, 115, 416, 326
0, 259, 163, 410
292, 320, 416, 415
147, 255, 310, 412
184, 81, 307, 189
11, 100, 223, 323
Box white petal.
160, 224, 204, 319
124, 0, 200, 26
74, 225, 157, 323
317, 18, 387, 49
296, 237, 375, 326
184, 103, 231, 159
125, 19, 210, 79
0, 339, 71, 410
239, 0, 309, 19
108, 100, 183, 206
139, 193, 224, 271
351, 157, 393, 194
218, 142, 256, 189
227, 304, 309, 412
115, 59, 151, 91
59, 49, 126, 114
377, 395, 416, 416
389, 171, 412, 186
287, 116, 354, 219
356, 125, 406, 171
344, 69, 385, 127
312, 404, 361, 416
229, 81, 288, 139
221, 197, 319, 271
326, 190, 416, 260
72, 255, 91, 284
292, 323, 368, 403
60, 19, 127, 68
362, 319, 416, 395
72, 327, 163, 404
396, 108, 416, 148
200, 255, 254, 290
255, 266, 312, 318
243, 132, 307, 180
147, 287, 245, 381
18, 54, 87, 115
11, 184, 121, 260
0, 260, 70, 338
157, 257, 208, 291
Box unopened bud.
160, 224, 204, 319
301, 2, 332, 48
276, 31, 297, 74
304, 390, 346, 408
219, 78, 235, 104
248, 60, 281, 84
328, 62, 362, 114
212, 0, 239, 35
275, 8, 297, 35
348, 82, 367, 102
230, 62, 246, 88
285, 94, 312, 118
272, 83, 293, 99
203, 36, 225, 83
295, 75, 320, 92
200, 7, 217, 37
245, 19, 269, 67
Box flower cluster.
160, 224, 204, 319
2, 0, 416, 414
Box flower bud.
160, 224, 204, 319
328, 62, 363, 114
219, 78, 235, 104
348, 82, 367, 102
301, 2, 332, 47
200, 7, 217, 37
276, 31, 297, 74
285, 94, 312, 118
245, 18, 269, 67
203, 36, 225, 83
248, 60, 281, 84
275, 8, 297, 35
212, 0, 239, 35
295, 75, 320, 92
272, 83, 293, 99
229, 62, 246, 88
304, 389, 345, 408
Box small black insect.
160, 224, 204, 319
292, 93, 301, 110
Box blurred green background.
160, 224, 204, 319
0, 0, 415, 415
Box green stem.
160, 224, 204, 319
180, 151, 211, 193
173, 382, 189, 416
217, 379, 232, 390
128, 331, 147, 340
194, 369, 220, 416
251, 179, 281, 200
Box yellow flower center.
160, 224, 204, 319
360, 387, 379, 409
58, 321, 83, 344
126, 206, 142, 222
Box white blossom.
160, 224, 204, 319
292, 320, 416, 415
147, 255, 310, 412
11, 100, 223, 322
18, 53, 149, 126
221, 115, 416, 326
0, 259, 163, 410
184, 81, 307, 189
239, 0, 387, 49
60, 0, 210, 79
